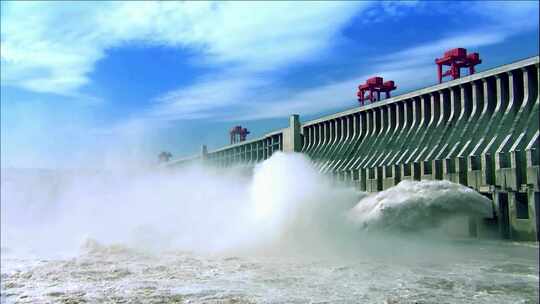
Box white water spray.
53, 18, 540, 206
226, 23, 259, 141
1, 152, 494, 258
348, 179, 492, 231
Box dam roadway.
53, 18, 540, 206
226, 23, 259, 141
166, 56, 540, 242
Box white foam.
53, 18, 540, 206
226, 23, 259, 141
347, 180, 493, 231
1, 154, 495, 258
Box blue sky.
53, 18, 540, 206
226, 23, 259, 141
1, 1, 539, 169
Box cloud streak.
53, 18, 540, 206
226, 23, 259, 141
149, 1, 539, 122
1, 1, 367, 95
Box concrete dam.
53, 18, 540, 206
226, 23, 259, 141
166, 56, 540, 242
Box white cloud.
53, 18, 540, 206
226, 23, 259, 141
470, 1, 539, 33
371, 31, 507, 74
2, 0, 536, 100
148, 27, 531, 122
150, 75, 269, 120
148, 1, 538, 122
386, 32, 504, 61
1, 1, 374, 168
230, 65, 434, 121
148, 63, 435, 122
1, 1, 368, 95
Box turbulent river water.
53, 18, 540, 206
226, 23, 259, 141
2, 239, 539, 303
1, 153, 538, 303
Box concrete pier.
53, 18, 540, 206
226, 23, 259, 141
166, 56, 540, 241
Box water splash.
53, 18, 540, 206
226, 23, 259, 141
2, 154, 537, 304
348, 180, 493, 232
1, 153, 495, 258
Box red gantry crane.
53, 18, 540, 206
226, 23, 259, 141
357, 76, 397, 106
230, 125, 250, 144
354, 48, 482, 106
435, 48, 481, 83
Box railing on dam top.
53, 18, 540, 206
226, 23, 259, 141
165, 114, 301, 168
206, 130, 284, 167
163, 130, 285, 168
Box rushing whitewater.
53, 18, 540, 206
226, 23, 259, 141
349, 180, 492, 231
1, 153, 538, 303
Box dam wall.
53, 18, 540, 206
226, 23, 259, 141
165, 56, 540, 241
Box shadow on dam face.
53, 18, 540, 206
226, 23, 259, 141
536, 193, 540, 242
498, 192, 511, 239
443, 191, 540, 242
